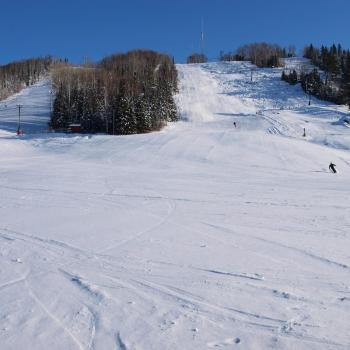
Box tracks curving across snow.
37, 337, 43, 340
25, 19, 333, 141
1, 60, 350, 349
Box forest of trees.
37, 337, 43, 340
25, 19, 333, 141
219, 51, 244, 62
281, 69, 298, 85
0, 57, 52, 100
51, 50, 178, 134
282, 44, 350, 105
219, 43, 296, 67
187, 53, 207, 64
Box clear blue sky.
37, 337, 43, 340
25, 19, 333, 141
1, 0, 349, 64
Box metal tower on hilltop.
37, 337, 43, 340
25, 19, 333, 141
200, 18, 204, 56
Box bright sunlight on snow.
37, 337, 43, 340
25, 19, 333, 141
1, 59, 350, 349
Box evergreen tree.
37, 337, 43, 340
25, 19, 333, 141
328, 45, 341, 79
341, 52, 350, 106
281, 70, 298, 85
134, 94, 148, 133
51, 88, 69, 129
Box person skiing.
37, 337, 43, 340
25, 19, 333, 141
329, 162, 337, 173
233, 122, 237, 128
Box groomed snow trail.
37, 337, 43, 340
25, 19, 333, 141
0, 79, 52, 134
1, 61, 350, 350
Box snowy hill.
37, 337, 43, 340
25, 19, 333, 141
0, 60, 350, 349
0, 79, 52, 135
177, 60, 350, 149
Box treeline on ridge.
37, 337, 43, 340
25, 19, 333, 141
282, 44, 350, 106
219, 43, 296, 68
51, 50, 178, 134
187, 53, 207, 64
0, 57, 52, 100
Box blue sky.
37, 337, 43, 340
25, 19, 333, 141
1, 0, 349, 64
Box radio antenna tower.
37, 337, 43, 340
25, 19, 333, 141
200, 17, 204, 55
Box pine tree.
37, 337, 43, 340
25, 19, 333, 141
51, 88, 70, 129
114, 81, 136, 135
290, 70, 298, 85
341, 52, 350, 106
281, 70, 287, 82
328, 44, 341, 79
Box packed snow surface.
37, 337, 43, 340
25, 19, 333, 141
0, 79, 52, 134
1, 60, 350, 349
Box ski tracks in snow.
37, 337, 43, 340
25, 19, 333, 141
202, 222, 350, 271
2, 61, 350, 349
25, 279, 85, 350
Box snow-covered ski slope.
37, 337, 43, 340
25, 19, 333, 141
1, 59, 350, 350
0, 79, 52, 134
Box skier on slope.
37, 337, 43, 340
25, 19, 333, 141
329, 162, 337, 174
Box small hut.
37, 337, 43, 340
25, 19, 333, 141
67, 124, 81, 133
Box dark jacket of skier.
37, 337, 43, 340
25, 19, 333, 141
329, 163, 337, 173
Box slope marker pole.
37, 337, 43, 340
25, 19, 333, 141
17, 104, 22, 134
